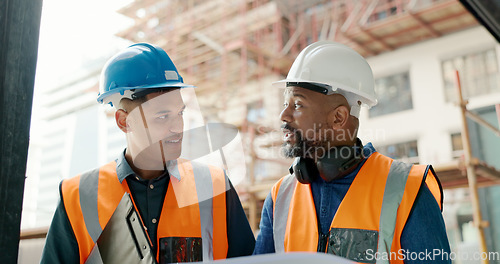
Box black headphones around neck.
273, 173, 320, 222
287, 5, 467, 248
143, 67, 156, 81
290, 140, 364, 184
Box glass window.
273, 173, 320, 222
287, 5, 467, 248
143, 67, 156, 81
377, 140, 419, 164
246, 100, 265, 123
442, 49, 500, 102
369, 72, 413, 117
367, 0, 400, 24
451, 132, 463, 158
451, 132, 463, 151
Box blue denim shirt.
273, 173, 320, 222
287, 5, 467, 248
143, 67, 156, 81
253, 143, 451, 264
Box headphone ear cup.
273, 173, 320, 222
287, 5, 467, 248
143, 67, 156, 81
291, 157, 318, 184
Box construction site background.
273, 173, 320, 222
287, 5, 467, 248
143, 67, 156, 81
18, 0, 500, 263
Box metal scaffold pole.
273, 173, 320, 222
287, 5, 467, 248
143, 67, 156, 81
455, 70, 490, 264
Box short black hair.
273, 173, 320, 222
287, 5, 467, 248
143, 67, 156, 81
118, 87, 180, 112
131, 87, 179, 101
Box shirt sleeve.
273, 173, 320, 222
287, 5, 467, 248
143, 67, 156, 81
225, 179, 256, 258
40, 182, 80, 264
253, 192, 275, 254
400, 183, 452, 264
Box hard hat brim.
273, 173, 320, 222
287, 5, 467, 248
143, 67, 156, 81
97, 82, 195, 105
272, 78, 378, 108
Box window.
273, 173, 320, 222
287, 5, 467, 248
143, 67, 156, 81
442, 49, 500, 102
451, 132, 463, 158
367, 0, 401, 24
377, 140, 419, 164
246, 100, 265, 123
369, 72, 413, 117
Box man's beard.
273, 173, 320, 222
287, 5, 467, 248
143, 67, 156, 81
281, 128, 330, 159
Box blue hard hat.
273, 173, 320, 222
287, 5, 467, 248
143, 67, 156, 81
97, 43, 194, 106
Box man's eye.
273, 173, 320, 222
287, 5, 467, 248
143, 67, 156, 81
157, 115, 169, 120
294, 104, 302, 109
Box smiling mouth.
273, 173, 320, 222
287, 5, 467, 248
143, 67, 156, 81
164, 134, 183, 143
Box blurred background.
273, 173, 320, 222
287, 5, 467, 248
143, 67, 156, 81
17, 0, 500, 263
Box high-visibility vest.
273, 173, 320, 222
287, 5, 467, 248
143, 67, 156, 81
61, 159, 229, 264
272, 152, 442, 264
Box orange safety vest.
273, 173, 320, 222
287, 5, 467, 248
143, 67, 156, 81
61, 159, 229, 264
271, 152, 442, 264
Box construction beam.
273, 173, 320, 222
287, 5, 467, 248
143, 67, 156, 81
20, 227, 49, 240
0, 0, 42, 262
456, 71, 490, 264
408, 12, 441, 37
280, 22, 303, 56
465, 110, 500, 138
191, 31, 225, 55
355, 0, 468, 33
357, 7, 472, 42
472, 158, 500, 181
338, 32, 375, 57
359, 28, 394, 52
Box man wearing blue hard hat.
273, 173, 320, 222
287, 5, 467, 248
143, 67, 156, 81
41, 43, 255, 263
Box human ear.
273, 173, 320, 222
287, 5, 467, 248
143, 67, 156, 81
115, 109, 129, 133
327, 105, 350, 130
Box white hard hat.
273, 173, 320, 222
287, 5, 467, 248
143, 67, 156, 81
273, 41, 377, 118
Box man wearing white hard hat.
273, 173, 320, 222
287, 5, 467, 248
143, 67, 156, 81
253, 41, 451, 264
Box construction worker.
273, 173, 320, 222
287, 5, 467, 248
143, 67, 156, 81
40, 43, 255, 263
253, 41, 451, 264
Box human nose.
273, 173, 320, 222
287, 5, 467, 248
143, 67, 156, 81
170, 115, 184, 133
280, 104, 293, 123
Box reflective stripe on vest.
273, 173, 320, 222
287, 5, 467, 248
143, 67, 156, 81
162, 159, 229, 261
61, 159, 228, 264
271, 152, 443, 264
86, 242, 104, 264
273, 175, 297, 252
376, 161, 412, 264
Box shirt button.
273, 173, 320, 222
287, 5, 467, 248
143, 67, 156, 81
135, 176, 140, 180
152, 218, 157, 224
149, 184, 154, 190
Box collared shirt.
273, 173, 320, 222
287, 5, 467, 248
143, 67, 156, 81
253, 143, 451, 264
41, 150, 255, 263
115, 153, 170, 254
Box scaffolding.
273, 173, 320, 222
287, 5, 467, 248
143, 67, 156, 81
455, 70, 500, 264
116, 0, 478, 114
